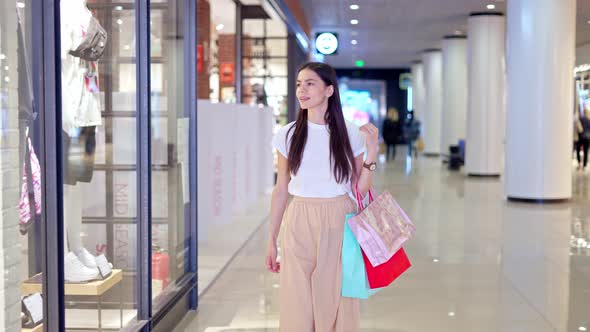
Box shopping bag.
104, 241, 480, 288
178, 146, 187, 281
363, 247, 411, 289
348, 186, 416, 267
341, 213, 382, 299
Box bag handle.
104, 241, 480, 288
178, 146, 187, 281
354, 183, 374, 211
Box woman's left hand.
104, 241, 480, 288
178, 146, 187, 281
360, 123, 379, 153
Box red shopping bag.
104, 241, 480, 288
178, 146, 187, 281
362, 247, 411, 289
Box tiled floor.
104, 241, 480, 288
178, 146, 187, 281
177, 156, 590, 332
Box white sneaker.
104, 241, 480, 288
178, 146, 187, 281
65, 252, 100, 283
75, 248, 98, 269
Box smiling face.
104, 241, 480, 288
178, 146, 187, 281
296, 68, 334, 110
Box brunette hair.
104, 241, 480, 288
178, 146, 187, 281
287, 62, 357, 183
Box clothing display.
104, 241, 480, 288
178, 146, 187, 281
279, 195, 360, 331
60, 0, 102, 134
62, 126, 97, 185
18, 134, 42, 234
271, 121, 366, 198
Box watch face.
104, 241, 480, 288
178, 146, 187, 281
370, 164, 377, 171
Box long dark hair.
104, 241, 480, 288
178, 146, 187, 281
287, 62, 357, 184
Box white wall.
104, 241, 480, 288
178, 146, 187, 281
0, 2, 24, 330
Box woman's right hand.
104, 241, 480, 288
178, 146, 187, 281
265, 241, 280, 273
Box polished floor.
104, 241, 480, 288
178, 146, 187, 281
177, 155, 590, 332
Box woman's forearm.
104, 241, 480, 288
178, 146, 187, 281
269, 187, 289, 245
356, 148, 377, 197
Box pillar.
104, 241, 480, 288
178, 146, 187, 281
505, 0, 575, 200
422, 49, 443, 156
410, 61, 425, 123
465, 12, 506, 176
442, 35, 468, 154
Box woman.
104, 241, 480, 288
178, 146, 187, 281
266, 62, 378, 331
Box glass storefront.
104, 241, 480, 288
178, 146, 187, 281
0, 0, 308, 331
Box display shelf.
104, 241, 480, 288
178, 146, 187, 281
21, 269, 122, 296
22, 324, 43, 332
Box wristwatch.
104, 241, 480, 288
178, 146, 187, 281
363, 162, 377, 171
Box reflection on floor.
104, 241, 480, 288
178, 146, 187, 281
177, 156, 590, 332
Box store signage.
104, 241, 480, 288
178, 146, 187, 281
220, 63, 235, 84
315, 32, 339, 55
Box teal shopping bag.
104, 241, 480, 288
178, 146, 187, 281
341, 213, 382, 299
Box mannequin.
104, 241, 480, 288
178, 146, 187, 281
61, 0, 105, 282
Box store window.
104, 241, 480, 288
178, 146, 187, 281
242, 6, 289, 125
59, 0, 138, 329
0, 1, 46, 330
150, 0, 191, 309
201, 0, 237, 103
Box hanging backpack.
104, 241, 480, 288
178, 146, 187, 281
69, 16, 107, 61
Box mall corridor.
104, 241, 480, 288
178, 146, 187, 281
176, 158, 590, 332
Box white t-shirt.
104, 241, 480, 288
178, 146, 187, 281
61, 0, 102, 135
272, 120, 366, 198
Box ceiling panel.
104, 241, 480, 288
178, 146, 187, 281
301, 0, 590, 68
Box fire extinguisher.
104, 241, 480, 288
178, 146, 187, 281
152, 245, 170, 290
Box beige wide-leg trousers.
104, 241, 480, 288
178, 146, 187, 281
279, 194, 360, 332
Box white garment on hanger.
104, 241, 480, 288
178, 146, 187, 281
60, 0, 102, 134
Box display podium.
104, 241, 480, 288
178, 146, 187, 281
22, 324, 43, 332
21, 270, 123, 331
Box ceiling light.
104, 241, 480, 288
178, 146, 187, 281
351, 40, 358, 45
350, 4, 359, 10
587, 20, 590, 24
487, 4, 496, 10
16, 2, 25, 8
579, 327, 587, 332
216, 24, 224, 31
117, 19, 123, 25
4, 77, 10, 83
454, 30, 463, 35
433, 258, 439, 263
4, 66, 8, 70
114, 5, 123, 11
350, 19, 359, 25
448, 312, 456, 317
0, 54, 5, 60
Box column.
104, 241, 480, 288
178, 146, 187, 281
442, 35, 468, 154
422, 49, 443, 156
465, 12, 506, 176
410, 61, 425, 123
505, 0, 575, 201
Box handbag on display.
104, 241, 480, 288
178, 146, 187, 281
341, 213, 382, 299
348, 185, 416, 267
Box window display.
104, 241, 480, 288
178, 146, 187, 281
60, 0, 137, 329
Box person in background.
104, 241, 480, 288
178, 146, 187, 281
577, 107, 590, 171
382, 107, 400, 161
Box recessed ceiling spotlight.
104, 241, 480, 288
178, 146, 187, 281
114, 5, 123, 11
216, 24, 224, 31
487, 4, 496, 10
350, 19, 359, 25
16, 2, 25, 8
351, 40, 358, 45
117, 19, 124, 25
579, 327, 587, 332
448, 312, 456, 317
350, 4, 359, 10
